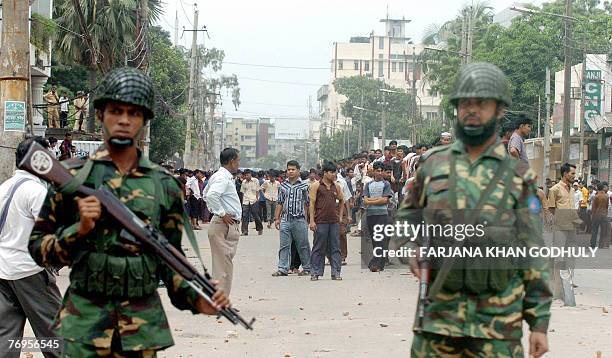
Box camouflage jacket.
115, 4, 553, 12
397, 139, 552, 340
29, 146, 199, 350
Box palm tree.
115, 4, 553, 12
53, 0, 162, 130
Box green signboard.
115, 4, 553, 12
4, 100, 26, 132
584, 70, 602, 132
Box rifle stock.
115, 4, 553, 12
19, 142, 255, 330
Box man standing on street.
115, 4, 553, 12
272, 161, 311, 277
590, 182, 609, 248
547, 163, 580, 301
240, 169, 264, 236
0, 137, 62, 358
364, 161, 393, 272
508, 114, 532, 164
309, 162, 345, 281
29, 68, 230, 356
262, 171, 280, 229
399, 62, 551, 357
204, 148, 243, 297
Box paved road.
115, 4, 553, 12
24, 225, 612, 357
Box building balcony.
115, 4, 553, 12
317, 85, 329, 101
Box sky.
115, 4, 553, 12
155, 0, 545, 122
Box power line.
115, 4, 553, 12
238, 76, 322, 87
178, 0, 194, 27
224, 61, 329, 70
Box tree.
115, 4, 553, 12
148, 26, 190, 163
53, 0, 163, 131
421, 0, 612, 130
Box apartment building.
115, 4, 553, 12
318, 16, 442, 135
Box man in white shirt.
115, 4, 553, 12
335, 170, 353, 265
59, 92, 69, 128
0, 137, 62, 358
186, 170, 203, 230
261, 172, 280, 229
203, 148, 242, 297
240, 169, 263, 236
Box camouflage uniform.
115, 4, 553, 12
398, 63, 552, 357
29, 68, 200, 357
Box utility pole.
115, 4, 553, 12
460, 9, 468, 65
174, 11, 179, 48
0, 0, 30, 182
381, 91, 386, 148
412, 47, 418, 127
578, 50, 587, 180
135, 0, 151, 156
537, 95, 542, 138
183, 6, 199, 168
561, 0, 573, 163
466, 5, 474, 63
543, 67, 551, 187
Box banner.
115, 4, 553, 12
584, 70, 603, 132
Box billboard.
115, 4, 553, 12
274, 119, 309, 140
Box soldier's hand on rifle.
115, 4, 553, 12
195, 280, 231, 315
76, 196, 102, 237
529, 332, 548, 358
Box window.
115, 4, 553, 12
429, 90, 438, 97
399, 62, 404, 72
392, 62, 397, 72
364, 61, 370, 72
426, 112, 439, 121
338, 60, 343, 70
354, 60, 359, 70
379, 37, 384, 50
378, 61, 384, 77
245, 123, 252, 129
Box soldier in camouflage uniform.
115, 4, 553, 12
398, 63, 552, 357
29, 67, 230, 357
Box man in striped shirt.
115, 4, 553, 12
272, 160, 311, 276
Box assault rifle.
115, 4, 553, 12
19, 142, 255, 330
415, 217, 431, 331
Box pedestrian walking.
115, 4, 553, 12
29, 68, 230, 356
240, 169, 264, 236
399, 62, 551, 357
308, 162, 345, 281
0, 137, 62, 358
272, 161, 312, 277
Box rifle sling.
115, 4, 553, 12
59, 159, 94, 195
427, 157, 512, 299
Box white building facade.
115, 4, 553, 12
318, 16, 442, 135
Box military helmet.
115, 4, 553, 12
449, 62, 512, 107
93, 67, 155, 119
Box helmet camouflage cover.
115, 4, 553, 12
449, 62, 512, 107
93, 67, 155, 119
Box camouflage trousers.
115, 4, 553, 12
62, 340, 157, 358
411, 332, 524, 358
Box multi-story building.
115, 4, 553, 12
493, 3, 529, 28
224, 117, 259, 162
317, 16, 442, 136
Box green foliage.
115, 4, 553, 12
422, 0, 612, 127
252, 152, 288, 169
148, 26, 190, 163
30, 13, 56, 52
48, 62, 89, 94
319, 130, 360, 161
